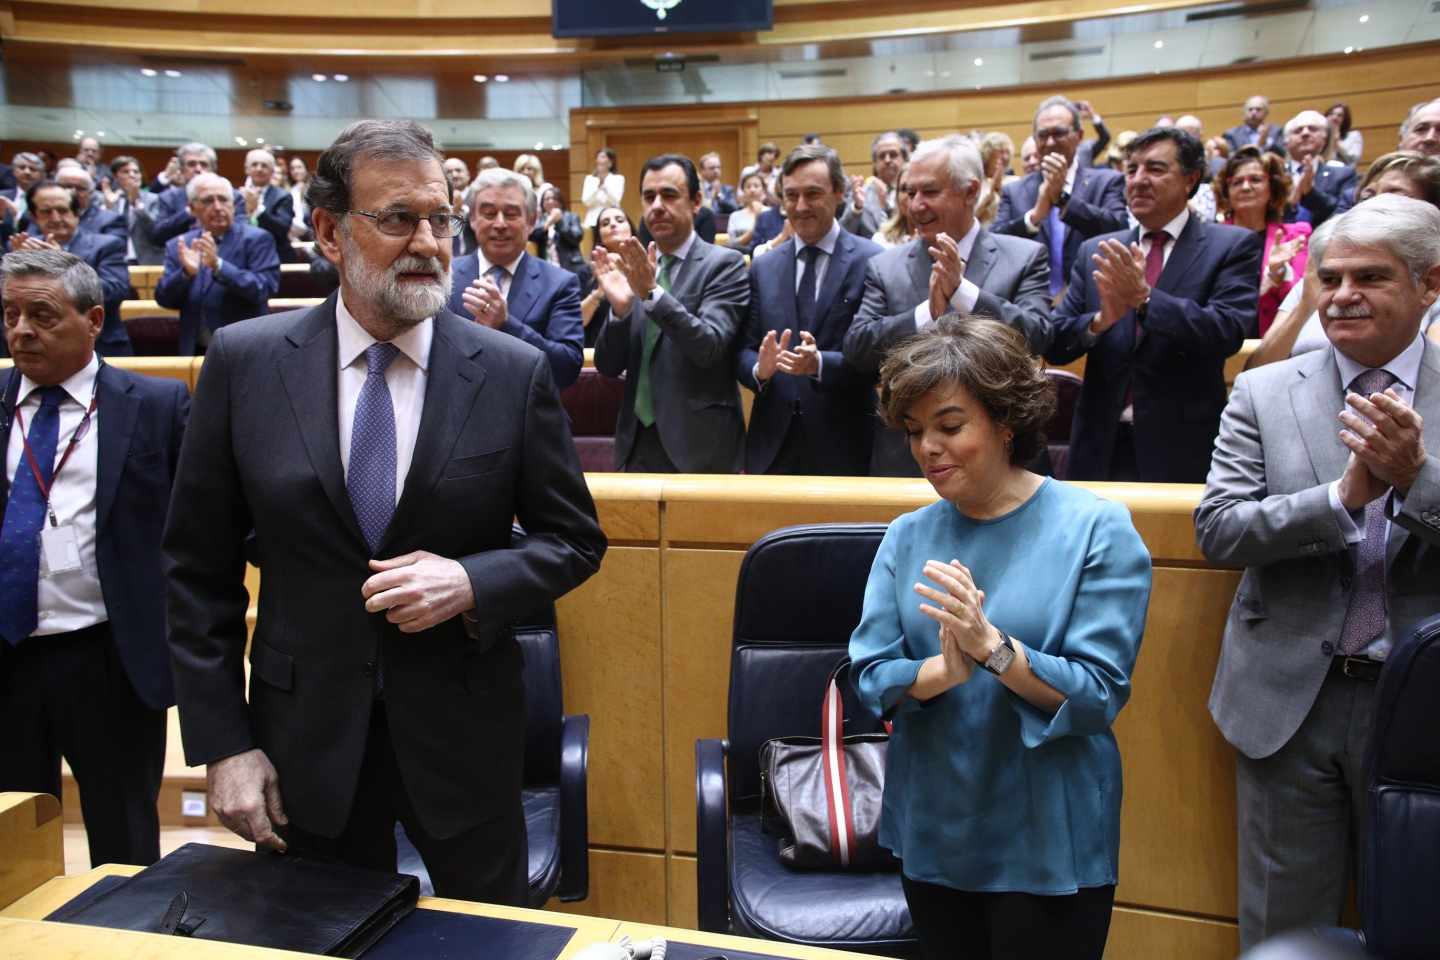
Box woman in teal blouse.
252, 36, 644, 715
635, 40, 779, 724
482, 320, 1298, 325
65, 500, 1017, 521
849, 317, 1152, 960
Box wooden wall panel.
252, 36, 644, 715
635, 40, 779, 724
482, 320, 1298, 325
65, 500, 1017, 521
667, 854, 699, 930
0, 795, 63, 911
1107, 907, 1239, 959
550, 849, 669, 926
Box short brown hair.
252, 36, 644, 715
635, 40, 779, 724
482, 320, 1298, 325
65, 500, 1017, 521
1214, 146, 1291, 223
781, 143, 846, 193
1357, 150, 1440, 208
878, 316, 1055, 465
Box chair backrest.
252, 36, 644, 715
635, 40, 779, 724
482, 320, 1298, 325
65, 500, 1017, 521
1361, 613, 1440, 959
125, 315, 181, 355
1043, 368, 1082, 444
726, 523, 890, 806
560, 366, 625, 438
511, 525, 564, 786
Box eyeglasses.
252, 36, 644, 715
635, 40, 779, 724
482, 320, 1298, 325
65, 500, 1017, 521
347, 209, 466, 238
193, 194, 233, 207
1034, 126, 1076, 143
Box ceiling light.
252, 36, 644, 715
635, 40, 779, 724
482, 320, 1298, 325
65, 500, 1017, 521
313, 73, 327, 82
494, 74, 510, 82
473, 74, 488, 83
551, 144, 563, 150
1358, 14, 1369, 23
333, 74, 349, 82
1344, 45, 1355, 53
165, 69, 182, 78
140, 68, 157, 77
973, 57, 984, 66
97, 131, 106, 137
73, 130, 83, 138
256, 137, 265, 144
533, 141, 544, 150
1154, 40, 1165, 49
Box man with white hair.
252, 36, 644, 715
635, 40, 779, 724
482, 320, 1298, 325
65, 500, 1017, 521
1283, 110, 1357, 227
844, 133, 1052, 476
1398, 97, 1440, 158
240, 149, 296, 262
46, 166, 126, 241
163, 118, 604, 905
1197, 194, 1440, 947
154, 172, 280, 354
1224, 95, 1283, 155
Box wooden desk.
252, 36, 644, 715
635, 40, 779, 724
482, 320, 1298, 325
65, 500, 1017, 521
120, 297, 324, 321
0, 794, 63, 911
612, 922, 872, 960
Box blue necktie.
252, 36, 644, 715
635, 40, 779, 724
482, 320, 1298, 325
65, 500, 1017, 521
347, 343, 400, 555
1046, 207, 1066, 297
487, 264, 509, 294
796, 246, 820, 332
1339, 368, 1399, 656
0, 386, 65, 645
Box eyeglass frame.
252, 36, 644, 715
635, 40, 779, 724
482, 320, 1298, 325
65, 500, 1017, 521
345, 208, 467, 239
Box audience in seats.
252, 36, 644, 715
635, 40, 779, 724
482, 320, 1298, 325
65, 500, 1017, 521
697, 152, 736, 216
1225, 95, 1284, 155
240, 149, 296, 263
448, 169, 583, 389
155, 172, 280, 355
593, 153, 749, 472
0, 249, 189, 869
1019, 136, 1039, 175
442, 156, 471, 201
1399, 97, 1440, 157
871, 162, 914, 249
513, 152, 550, 198
1072, 100, 1112, 168
740, 141, 781, 205
101, 156, 164, 266
724, 171, 769, 249
74, 136, 103, 180
994, 95, 1130, 301
286, 156, 312, 241
581, 148, 624, 228
850, 316, 1151, 960
1327, 102, 1363, 166
531, 185, 589, 285
1215, 147, 1311, 336
1196, 194, 1440, 950
0, 153, 46, 239
844, 134, 1052, 477
150, 142, 230, 245
580, 206, 635, 348
840, 131, 909, 239
1282, 110, 1357, 227
1046, 127, 1262, 483
737, 144, 882, 476
40, 166, 126, 243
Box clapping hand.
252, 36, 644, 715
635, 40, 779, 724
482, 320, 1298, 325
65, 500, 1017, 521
462, 275, 508, 329
591, 244, 636, 317
1032, 153, 1068, 220
1263, 235, 1306, 290
241, 185, 262, 217
914, 559, 997, 665
194, 232, 220, 270
927, 232, 965, 319
615, 237, 658, 304
1338, 388, 1428, 498
778, 330, 820, 377
757, 329, 790, 382
176, 236, 203, 277
1090, 239, 1149, 334
850, 174, 868, 213
1290, 157, 1319, 204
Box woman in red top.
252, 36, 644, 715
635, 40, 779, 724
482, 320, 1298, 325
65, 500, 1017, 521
1215, 146, 1310, 336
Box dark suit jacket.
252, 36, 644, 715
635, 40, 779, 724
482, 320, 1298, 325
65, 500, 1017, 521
1288, 162, 1358, 227
844, 231, 1053, 476
150, 185, 247, 245
1223, 123, 1284, 155
593, 234, 750, 473
702, 182, 738, 215
249, 184, 296, 263
0, 163, 13, 191
448, 251, 584, 389
24, 204, 126, 243
1046, 216, 1263, 483
163, 298, 606, 839
528, 211, 589, 278
1, 362, 189, 710
116, 192, 167, 265
993, 165, 1129, 286
155, 222, 281, 355
737, 230, 883, 475
67, 228, 134, 357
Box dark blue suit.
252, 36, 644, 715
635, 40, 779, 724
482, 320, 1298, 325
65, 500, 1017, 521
447, 251, 584, 389
1046, 216, 1262, 483
155, 222, 281, 355
67, 229, 134, 357
993, 165, 1129, 289
737, 230, 882, 475
0, 360, 189, 865
752, 208, 785, 249
247, 183, 295, 262
150, 184, 246, 245
1289, 163, 1357, 227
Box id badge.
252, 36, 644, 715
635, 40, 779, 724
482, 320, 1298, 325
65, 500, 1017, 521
40, 523, 83, 576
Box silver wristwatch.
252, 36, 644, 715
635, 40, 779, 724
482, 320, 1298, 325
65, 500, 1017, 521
982, 632, 1016, 676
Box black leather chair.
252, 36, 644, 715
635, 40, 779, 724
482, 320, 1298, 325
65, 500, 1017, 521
395, 594, 590, 906
1044, 367, 1083, 480
696, 523, 918, 956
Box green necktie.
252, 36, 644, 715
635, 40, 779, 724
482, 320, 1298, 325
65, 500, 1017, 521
634, 254, 674, 427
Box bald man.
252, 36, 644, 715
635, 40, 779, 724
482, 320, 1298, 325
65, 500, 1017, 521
1283, 110, 1357, 227
240, 149, 296, 261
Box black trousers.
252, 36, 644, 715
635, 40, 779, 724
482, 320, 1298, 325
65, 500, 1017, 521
280, 703, 529, 906
0, 622, 166, 867
623, 424, 680, 473
901, 873, 1115, 960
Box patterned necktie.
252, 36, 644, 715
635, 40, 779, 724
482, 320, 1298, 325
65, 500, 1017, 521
634, 253, 674, 428
796, 246, 821, 332
0, 386, 65, 645
1046, 208, 1066, 297
347, 343, 400, 555
1338, 367, 1399, 656
487, 264, 510, 299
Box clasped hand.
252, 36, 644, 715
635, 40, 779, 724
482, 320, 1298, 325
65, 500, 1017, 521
361, 549, 476, 634
1337, 387, 1427, 508
1090, 239, 1150, 334
591, 237, 657, 317
914, 559, 998, 685
462, 276, 508, 329
177, 234, 219, 277
926, 233, 966, 319
757, 328, 820, 381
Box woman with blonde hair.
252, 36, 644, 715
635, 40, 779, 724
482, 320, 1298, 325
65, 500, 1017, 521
873, 162, 913, 248
513, 153, 548, 195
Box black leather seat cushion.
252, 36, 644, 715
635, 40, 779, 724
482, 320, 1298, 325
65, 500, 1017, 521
728, 813, 914, 955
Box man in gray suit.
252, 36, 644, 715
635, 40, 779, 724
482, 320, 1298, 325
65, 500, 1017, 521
1195, 194, 1440, 949
842, 134, 1052, 476
840, 131, 908, 239
593, 153, 750, 473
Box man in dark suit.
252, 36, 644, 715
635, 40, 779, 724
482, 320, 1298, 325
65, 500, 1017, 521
446, 168, 583, 389
1195, 195, 1440, 948
699, 152, 737, 215
50, 167, 126, 243
9, 180, 133, 357
593, 153, 750, 473
149, 143, 242, 246
843, 134, 1053, 477
1281, 110, 1357, 227
1046, 127, 1262, 483
240, 149, 297, 263
1399, 97, 1440, 158
1224, 95, 1284, 156
105, 155, 165, 266
164, 119, 605, 905
738, 144, 882, 476
840, 131, 908, 239
155, 173, 281, 355
0, 249, 189, 867
994, 95, 1130, 300
0, 153, 47, 250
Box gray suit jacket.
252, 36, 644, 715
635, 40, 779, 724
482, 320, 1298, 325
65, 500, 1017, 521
1195, 342, 1440, 759
842, 231, 1052, 475
593, 234, 750, 472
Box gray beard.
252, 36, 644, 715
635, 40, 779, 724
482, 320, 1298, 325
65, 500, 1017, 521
339, 231, 452, 325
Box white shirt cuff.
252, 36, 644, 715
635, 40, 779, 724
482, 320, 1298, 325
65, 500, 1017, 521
1023, 210, 1041, 234
1328, 481, 1365, 545
953, 279, 980, 315
813, 352, 824, 381
648, 286, 664, 304
914, 301, 934, 330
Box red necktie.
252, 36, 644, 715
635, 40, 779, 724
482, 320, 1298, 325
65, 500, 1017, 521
1143, 230, 1168, 288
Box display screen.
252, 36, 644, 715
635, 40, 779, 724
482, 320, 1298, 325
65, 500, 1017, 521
552, 0, 773, 38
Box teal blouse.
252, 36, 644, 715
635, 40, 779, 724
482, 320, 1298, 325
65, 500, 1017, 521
849, 479, 1152, 894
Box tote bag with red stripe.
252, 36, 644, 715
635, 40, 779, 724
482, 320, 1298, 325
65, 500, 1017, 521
759, 660, 897, 870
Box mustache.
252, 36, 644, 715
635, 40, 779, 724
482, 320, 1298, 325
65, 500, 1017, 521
391, 256, 444, 278
1325, 303, 1370, 319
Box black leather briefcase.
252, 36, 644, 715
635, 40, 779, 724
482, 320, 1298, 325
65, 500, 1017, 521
48, 842, 419, 957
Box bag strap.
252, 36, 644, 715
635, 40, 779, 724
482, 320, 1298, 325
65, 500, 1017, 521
820, 659, 857, 867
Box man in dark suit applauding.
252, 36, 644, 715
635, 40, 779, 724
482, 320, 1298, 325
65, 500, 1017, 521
738, 144, 881, 475
593, 153, 749, 472
1, 250, 189, 867
164, 119, 605, 904
994, 95, 1130, 300
843, 134, 1053, 476
239, 149, 296, 263
447, 168, 583, 389
1281, 110, 1357, 228
1047, 127, 1262, 482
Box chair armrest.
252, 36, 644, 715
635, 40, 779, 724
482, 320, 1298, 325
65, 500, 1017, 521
696, 737, 730, 934
557, 713, 590, 902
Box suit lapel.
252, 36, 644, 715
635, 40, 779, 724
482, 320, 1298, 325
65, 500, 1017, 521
506, 253, 541, 327
382, 313, 488, 551
965, 229, 998, 292
1291, 349, 1349, 487
277, 296, 368, 550
1156, 214, 1205, 291
906, 240, 932, 304
1386, 339, 1440, 566
0, 370, 18, 507
94, 362, 140, 534
812, 231, 849, 325
778, 243, 799, 333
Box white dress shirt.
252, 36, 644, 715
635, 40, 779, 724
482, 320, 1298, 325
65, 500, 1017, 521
1023, 156, 1081, 233
914, 217, 984, 329
335, 294, 432, 503
581, 173, 625, 227
752, 221, 842, 386
637, 229, 698, 311
475, 250, 526, 299
6, 354, 107, 636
